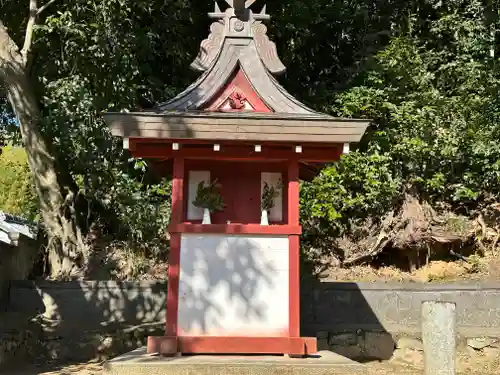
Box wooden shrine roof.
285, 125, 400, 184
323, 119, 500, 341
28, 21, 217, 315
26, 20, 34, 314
105, 111, 368, 143
103, 1, 370, 144
155, 37, 316, 114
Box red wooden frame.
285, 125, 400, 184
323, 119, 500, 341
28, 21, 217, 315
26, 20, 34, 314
132, 138, 344, 148
147, 336, 317, 356
165, 157, 184, 337
157, 154, 318, 356
130, 141, 342, 162
154, 153, 320, 356
169, 223, 301, 235
287, 160, 300, 338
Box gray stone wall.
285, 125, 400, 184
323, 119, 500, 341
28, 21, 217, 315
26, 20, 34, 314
301, 282, 500, 338
6, 280, 500, 337
0, 238, 39, 281
1, 281, 167, 367
8, 280, 167, 331
3, 280, 500, 364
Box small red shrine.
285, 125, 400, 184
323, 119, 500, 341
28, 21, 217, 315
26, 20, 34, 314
104, 0, 368, 357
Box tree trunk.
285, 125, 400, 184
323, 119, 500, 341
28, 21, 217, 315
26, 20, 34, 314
0, 22, 86, 279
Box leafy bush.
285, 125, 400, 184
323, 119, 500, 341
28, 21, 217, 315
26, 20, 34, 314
0, 145, 38, 220
300, 1, 500, 261
333, 34, 500, 209
96, 160, 172, 258
300, 152, 402, 257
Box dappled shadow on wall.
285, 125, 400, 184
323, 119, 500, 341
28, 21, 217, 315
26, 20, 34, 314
5, 279, 167, 363
177, 234, 287, 338
301, 281, 396, 362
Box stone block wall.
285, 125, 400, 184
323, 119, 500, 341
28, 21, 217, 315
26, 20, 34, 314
2, 280, 500, 365
0, 281, 167, 367
301, 282, 500, 338
0, 238, 39, 281
8, 280, 167, 328
301, 282, 500, 360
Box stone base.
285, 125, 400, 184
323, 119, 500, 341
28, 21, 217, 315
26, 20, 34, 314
103, 347, 367, 375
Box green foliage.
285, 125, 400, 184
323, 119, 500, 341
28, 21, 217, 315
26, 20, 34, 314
268, 0, 412, 106
332, 4, 500, 207
192, 180, 225, 213
2, 0, 500, 269
1, 0, 208, 258
99, 163, 172, 257
300, 0, 500, 258
0, 146, 38, 220
301, 152, 401, 240
261, 180, 282, 211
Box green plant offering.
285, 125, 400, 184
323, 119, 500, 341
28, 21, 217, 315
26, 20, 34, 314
192, 180, 225, 213
261, 180, 282, 212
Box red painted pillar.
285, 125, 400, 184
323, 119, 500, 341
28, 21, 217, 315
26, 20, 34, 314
165, 157, 184, 337
287, 159, 300, 338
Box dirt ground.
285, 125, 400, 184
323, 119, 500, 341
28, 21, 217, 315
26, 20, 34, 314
0, 362, 426, 375
320, 256, 500, 283
1, 361, 102, 375
2, 354, 499, 375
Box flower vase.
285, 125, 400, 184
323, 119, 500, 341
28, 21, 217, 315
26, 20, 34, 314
260, 210, 269, 225
202, 208, 211, 224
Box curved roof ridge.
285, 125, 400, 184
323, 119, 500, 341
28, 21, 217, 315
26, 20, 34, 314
154, 1, 324, 115
156, 40, 243, 111
158, 38, 322, 115
238, 43, 318, 114
266, 72, 321, 114
102, 2, 371, 149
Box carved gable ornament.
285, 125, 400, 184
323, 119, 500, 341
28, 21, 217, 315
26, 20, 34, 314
155, 0, 327, 114
190, 0, 285, 75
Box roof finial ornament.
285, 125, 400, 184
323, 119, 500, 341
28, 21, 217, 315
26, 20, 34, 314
209, 0, 269, 21
224, 0, 257, 12
228, 0, 245, 11
190, 1, 285, 75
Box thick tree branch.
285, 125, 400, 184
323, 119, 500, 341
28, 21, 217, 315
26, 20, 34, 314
37, 0, 57, 16
19, 0, 58, 67
20, 0, 37, 67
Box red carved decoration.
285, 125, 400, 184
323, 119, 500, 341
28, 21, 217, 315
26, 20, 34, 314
203, 69, 271, 112
228, 91, 247, 110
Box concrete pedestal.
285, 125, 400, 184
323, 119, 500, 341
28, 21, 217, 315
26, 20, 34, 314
103, 347, 366, 375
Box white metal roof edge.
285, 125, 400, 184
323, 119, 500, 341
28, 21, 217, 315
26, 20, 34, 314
0, 212, 38, 246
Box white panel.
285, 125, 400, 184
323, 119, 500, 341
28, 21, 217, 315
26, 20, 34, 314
178, 234, 289, 337
343, 143, 350, 154
187, 171, 211, 221
260, 172, 283, 222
